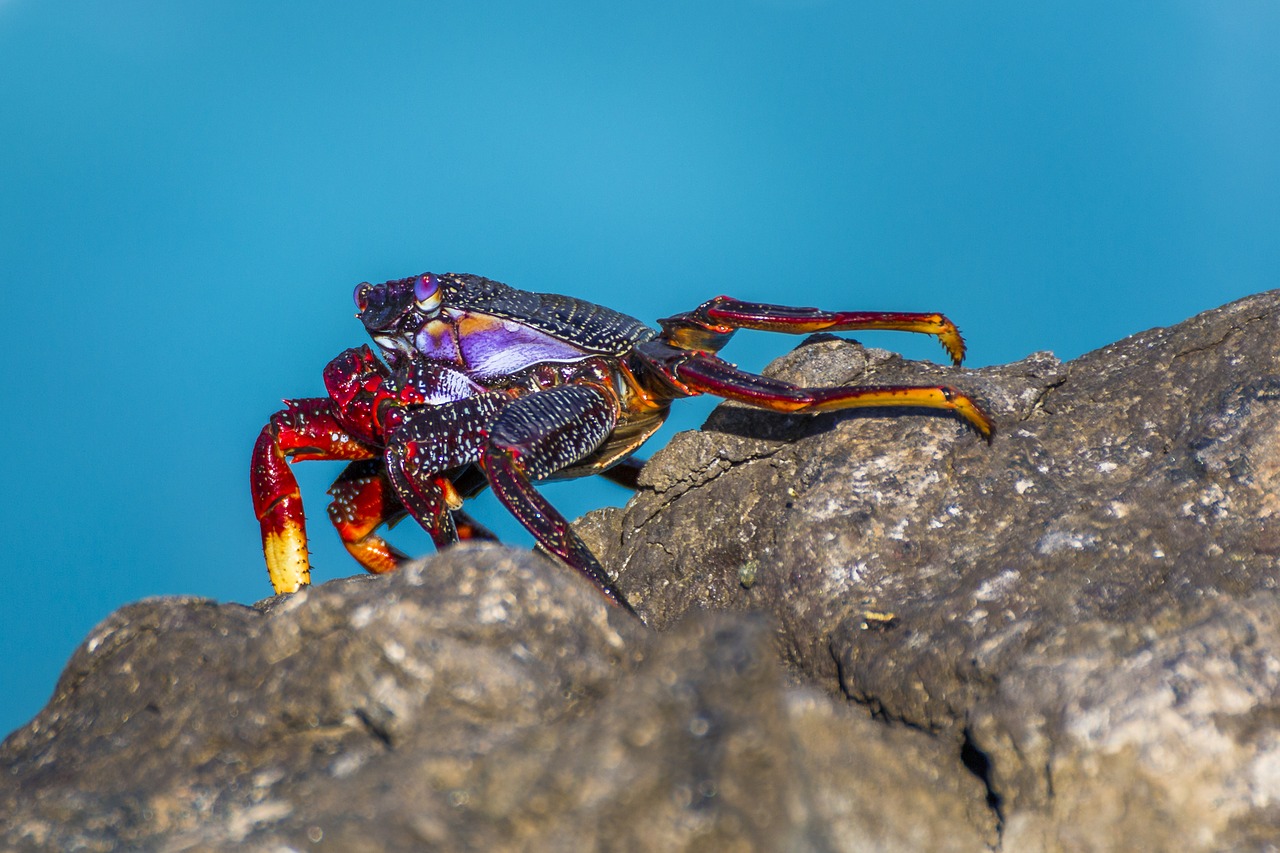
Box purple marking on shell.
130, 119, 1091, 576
415, 320, 463, 365
457, 315, 591, 380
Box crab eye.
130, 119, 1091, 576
353, 282, 373, 313
414, 273, 442, 314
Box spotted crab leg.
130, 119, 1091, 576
662, 297, 969, 365
478, 384, 633, 611
671, 353, 994, 439
251, 398, 379, 593
381, 392, 511, 546
384, 461, 463, 548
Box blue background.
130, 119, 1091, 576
2, 2, 1277, 738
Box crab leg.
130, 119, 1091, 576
384, 457, 463, 548
437, 464, 503, 541
478, 385, 633, 610
673, 354, 994, 439
251, 398, 379, 594
382, 392, 511, 547
331, 457, 501, 571
667, 297, 969, 365
327, 460, 412, 575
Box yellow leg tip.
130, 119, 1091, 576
947, 392, 995, 439
938, 328, 967, 366
264, 521, 310, 594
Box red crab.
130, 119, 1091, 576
251, 272, 992, 610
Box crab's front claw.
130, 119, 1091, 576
251, 423, 311, 594
250, 398, 381, 594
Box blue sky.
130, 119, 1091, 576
2, 2, 1277, 737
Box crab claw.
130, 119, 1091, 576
251, 397, 380, 594
251, 424, 311, 594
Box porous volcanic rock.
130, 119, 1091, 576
4, 292, 1280, 851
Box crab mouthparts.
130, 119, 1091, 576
372, 334, 416, 363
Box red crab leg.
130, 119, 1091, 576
478, 385, 633, 611
251, 399, 379, 594
384, 456, 462, 548
673, 354, 994, 439
328, 459, 498, 576
437, 464, 502, 541
664, 297, 969, 365
327, 460, 412, 575
382, 392, 511, 547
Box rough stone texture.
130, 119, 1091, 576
0, 546, 990, 852
580, 290, 1280, 850
5, 292, 1280, 851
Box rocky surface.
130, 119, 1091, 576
580, 290, 1280, 849
4, 292, 1280, 850
0, 548, 990, 851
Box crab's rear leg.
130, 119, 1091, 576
478, 384, 633, 611
669, 352, 994, 439
251, 399, 379, 593
663, 297, 969, 365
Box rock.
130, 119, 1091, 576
581, 290, 1280, 849
5, 292, 1280, 850
0, 547, 641, 851
0, 545, 989, 852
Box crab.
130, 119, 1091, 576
251, 272, 993, 610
